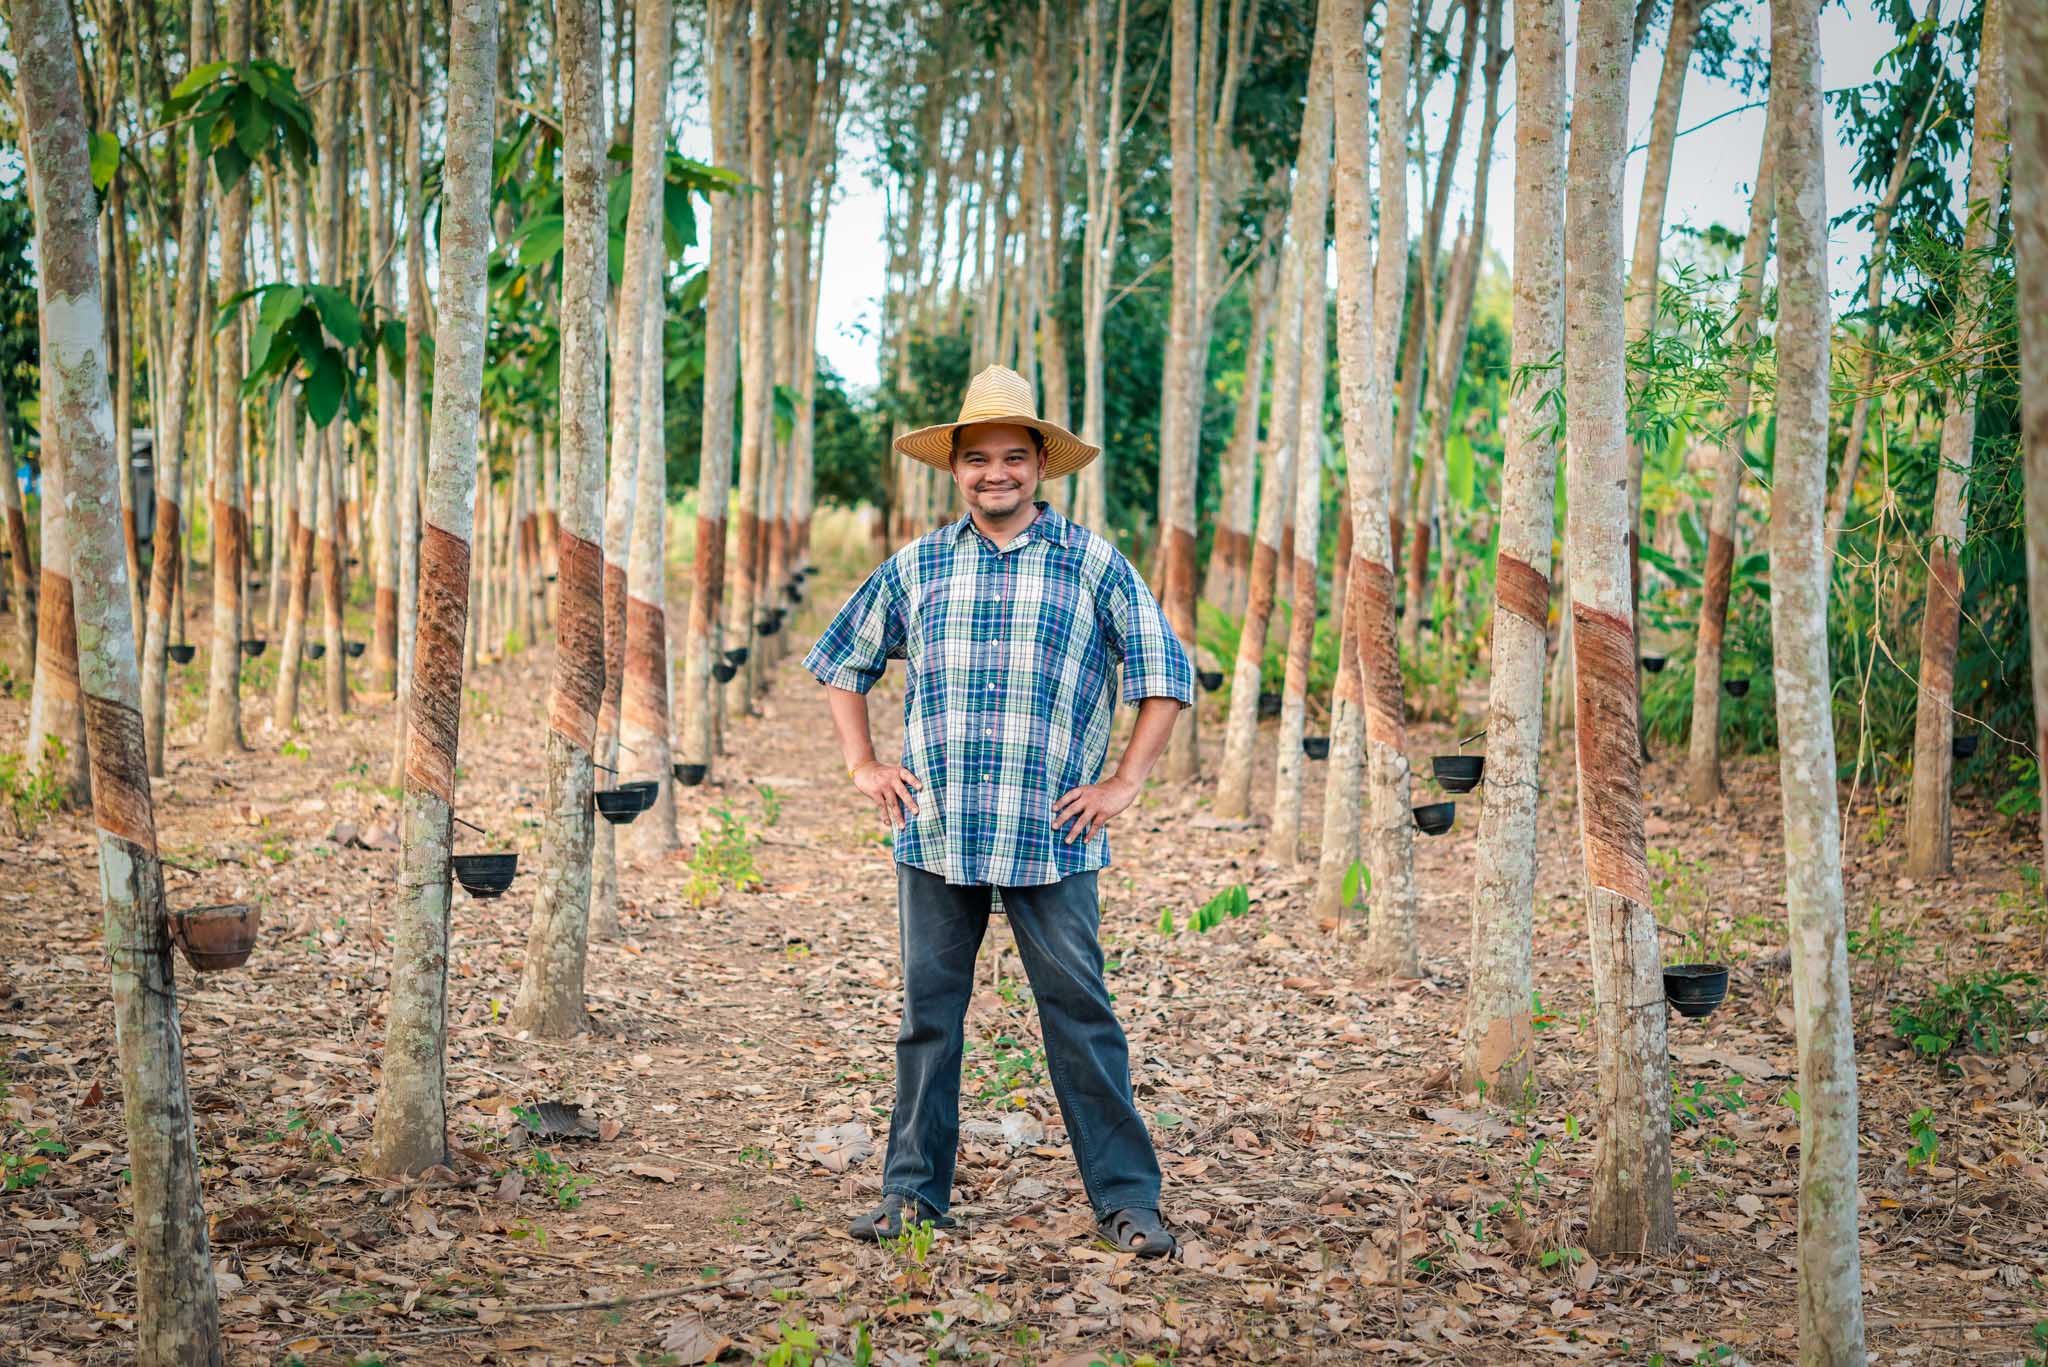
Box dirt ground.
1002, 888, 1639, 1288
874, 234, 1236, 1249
4, 518, 2048, 1364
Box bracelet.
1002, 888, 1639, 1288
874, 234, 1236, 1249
848, 761, 872, 779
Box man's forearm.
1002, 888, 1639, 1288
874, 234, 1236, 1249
1110, 697, 1183, 787
824, 685, 878, 772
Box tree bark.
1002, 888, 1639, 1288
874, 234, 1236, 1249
1266, 15, 1332, 866
1686, 112, 1777, 806
27, 340, 93, 805
1075, 0, 1130, 534
362, 0, 399, 694
1154, 0, 1201, 780
621, 244, 676, 857
203, 0, 253, 757
727, 0, 775, 717
1566, 0, 1674, 1257
511, 0, 606, 1038
2018, 0, 2048, 886
1462, 0, 1562, 1102
1206, 231, 1280, 616
1905, 0, 2006, 878
368, 0, 497, 1177
15, 0, 224, 1350
1354, 0, 1420, 977
275, 165, 320, 733
1771, 0, 1867, 1355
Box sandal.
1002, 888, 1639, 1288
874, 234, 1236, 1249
849, 1192, 957, 1242
1099, 1206, 1177, 1259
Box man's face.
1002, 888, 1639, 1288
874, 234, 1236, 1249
951, 423, 1044, 520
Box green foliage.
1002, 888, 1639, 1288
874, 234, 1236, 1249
1892, 971, 2045, 1064
1905, 1107, 1940, 1170
164, 58, 317, 194
964, 1033, 1044, 1102
1, 1122, 65, 1190
683, 804, 761, 906
522, 1147, 592, 1209
1670, 1073, 1748, 1132
1190, 883, 1250, 934
1341, 860, 1372, 912
223, 283, 370, 425
0, 738, 67, 838
763, 1318, 821, 1367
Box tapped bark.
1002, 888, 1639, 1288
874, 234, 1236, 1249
1463, 0, 1563, 1103
1566, 0, 1674, 1257
621, 245, 677, 858
1, 383, 36, 674
368, 0, 497, 1178
1771, 0, 1867, 1355
1906, 0, 2007, 878
15, 0, 225, 1350
202, 0, 253, 757
511, 0, 607, 1038
1156, 0, 1201, 781
1686, 112, 1777, 807
728, 0, 776, 718
362, 0, 399, 694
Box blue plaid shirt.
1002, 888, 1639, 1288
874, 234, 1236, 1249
804, 501, 1194, 887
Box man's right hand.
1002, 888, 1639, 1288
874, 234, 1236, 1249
851, 760, 922, 829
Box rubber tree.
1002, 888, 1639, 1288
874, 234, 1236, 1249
727, 0, 776, 717
2018, 0, 2048, 884
1355, 0, 1420, 979
1074, 0, 1131, 533
1905, 0, 2007, 878
1685, 112, 1776, 807
1567, 0, 1674, 1256
367, 0, 498, 1177
362, 0, 399, 695
1771, 0, 1866, 1353
203, 0, 254, 757
680, 0, 741, 779
621, 243, 677, 859
390, 3, 429, 789
591, 0, 671, 938
15, 0, 224, 1350
0, 386, 30, 670
1266, 20, 1332, 868
511, 0, 606, 1038
1462, 0, 1564, 1102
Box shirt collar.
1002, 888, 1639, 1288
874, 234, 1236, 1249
950, 500, 1071, 550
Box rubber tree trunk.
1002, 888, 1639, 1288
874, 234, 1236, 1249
274, 169, 319, 734
622, 245, 677, 858
362, 0, 399, 695
202, 0, 253, 758
593, 0, 670, 939
1565, 0, 1674, 1257
1906, 0, 2007, 879
510, 0, 606, 1038
2018, 0, 2048, 886
727, 0, 775, 719
1266, 26, 1332, 867
27, 356, 92, 805
1075, 0, 1128, 535
367, 0, 497, 1177
1686, 116, 1777, 807
1352, 0, 1420, 978
139, 28, 212, 769
1211, 80, 1314, 821
1771, 1, 1867, 1355
318, 426, 348, 713
1823, 81, 1932, 566
14, 0, 225, 1350
681, 0, 740, 777
1206, 236, 1280, 617
1155, 0, 1202, 782
313, 0, 349, 719
392, 21, 424, 771
0, 386, 33, 672
1461, 0, 1562, 1103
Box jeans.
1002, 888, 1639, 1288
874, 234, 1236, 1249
880, 861, 1163, 1220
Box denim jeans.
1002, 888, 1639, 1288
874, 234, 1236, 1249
880, 861, 1163, 1220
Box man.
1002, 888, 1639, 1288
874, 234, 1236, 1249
803, 365, 1193, 1258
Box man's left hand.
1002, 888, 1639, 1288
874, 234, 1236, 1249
1051, 774, 1141, 845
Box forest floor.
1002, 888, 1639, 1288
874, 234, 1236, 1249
4, 513, 2048, 1365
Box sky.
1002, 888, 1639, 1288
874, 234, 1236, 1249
674, 0, 1953, 394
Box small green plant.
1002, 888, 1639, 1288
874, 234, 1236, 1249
523, 1148, 592, 1209
886, 1216, 937, 1288
0, 738, 68, 839
763, 1317, 821, 1367
1, 1122, 66, 1190
264, 1107, 342, 1156
1905, 1107, 1939, 1169
683, 804, 761, 906
280, 738, 311, 761
756, 783, 782, 827
1651, 848, 1733, 964
1342, 860, 1372, 914
1671, 1073, 1748, 1131
1892, 970, 2045, 1065
964, 1033, 1045, 1102
1157, 905, 1176, 935
1190, 883, 1249, 933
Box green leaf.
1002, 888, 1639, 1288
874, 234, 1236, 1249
213, 145, 253, 196
663, 180, 697, 254
771, 384, 798, 446
305, 285, 362, 348
167, 59, 232, 105
676, 265, 710, 314
1342, 860, 1372, 909
516, 213, 565, 269
303, 347, 346, 426
1446, 431, 1474, 509
248, 285, 302, 364
88, 132, 120, 192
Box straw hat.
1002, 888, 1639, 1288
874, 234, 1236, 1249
892, 364, 1101, 480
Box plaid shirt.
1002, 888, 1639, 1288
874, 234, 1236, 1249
804, 501, 1194, 887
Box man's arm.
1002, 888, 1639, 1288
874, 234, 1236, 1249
825, 683, 922, 828
1051, 695, 1183, 844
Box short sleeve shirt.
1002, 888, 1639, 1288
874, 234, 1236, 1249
803, 501, 1194, 886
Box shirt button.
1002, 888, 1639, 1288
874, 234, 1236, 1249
983, 773, 992, 783
984, 727, 992, 737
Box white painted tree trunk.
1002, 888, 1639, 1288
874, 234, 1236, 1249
1462, 0, 1562, 1103
1566, 0, 1674, 1256
368, 0, 497, 1177
2016, 0, 2048, 886
16, 0, 224, 1349
1771, 0, 1866, 1355
512, 0, 607, 1038
622, 245, 676, 858
1906, 0, 2007, 878
1355, 0, 1420, 979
